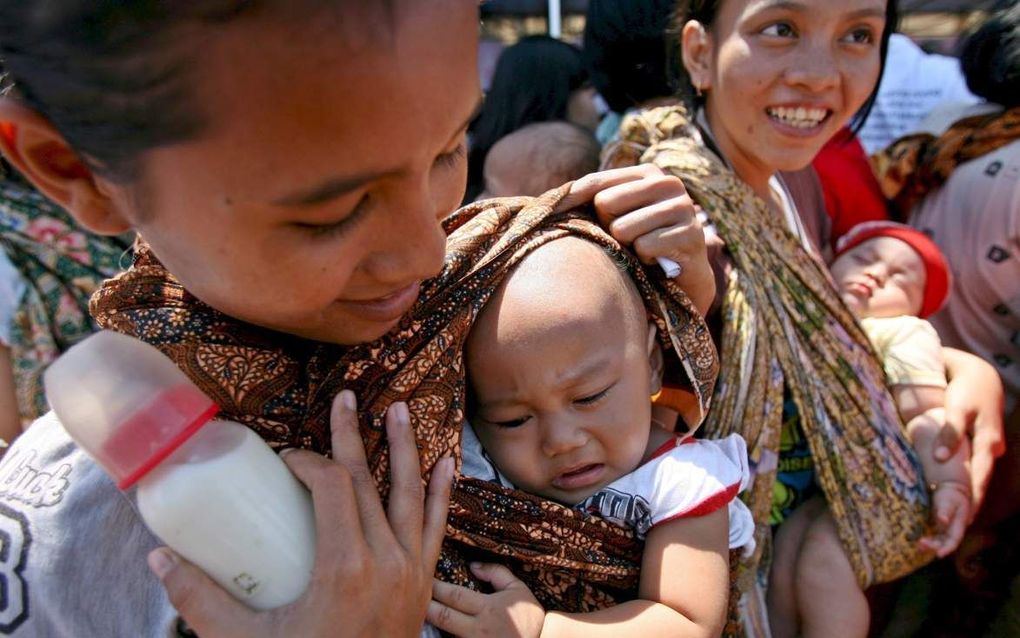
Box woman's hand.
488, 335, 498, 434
147, 392, 454, 638
557, 165, 715, 316
940, 347, 1007, 517
427, 563, 546, 638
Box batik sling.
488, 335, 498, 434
91, 185, 718, 612
602, 106, 932, 601
872, 106, 1020, 217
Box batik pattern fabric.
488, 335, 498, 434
872, 106, 1020, 217
602, 105, 932, 634
0, 177, 131, 424
90, 186, 718, 613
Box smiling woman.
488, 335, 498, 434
598, 0, 978, 636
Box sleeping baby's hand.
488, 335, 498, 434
428, 562, 545, 638
920, 480, 971, 558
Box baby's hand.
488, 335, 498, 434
557, 165, 714, 316
919, 481, 971, 557
427, 562, 545, 638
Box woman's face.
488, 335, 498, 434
99, 3, 481, 345
684, 0, 886, 190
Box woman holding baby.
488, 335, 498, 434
0, 0, 1002, 636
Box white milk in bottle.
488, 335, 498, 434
44, 331, 316, 609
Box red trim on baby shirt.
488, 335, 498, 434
651, 481, 741, 529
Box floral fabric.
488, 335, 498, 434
0, 176, 131, 424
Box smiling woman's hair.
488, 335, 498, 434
582, 0, 681, 113
959, 0, 1020, 108
672, 0, 900, 133
0, 1, 392, 183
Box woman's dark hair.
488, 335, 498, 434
959, 0, 1020, 108
582, 0, 680, 114
465, 35, 588, 203
0, 1, 393, 183
0, 2, 269, 182
672, 0, 900, 133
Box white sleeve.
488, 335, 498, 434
647, 435, 756, 554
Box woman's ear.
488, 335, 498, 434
681, 20, 715, 94
0, 98, 132, 235
647, 322, 664, 395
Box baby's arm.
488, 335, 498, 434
427, 507, 730, 638
542, 506, 730, 638
894, 383, 971, 556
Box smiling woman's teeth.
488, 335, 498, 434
767, 106, 827, 128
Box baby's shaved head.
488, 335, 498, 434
468, 237, 647, 363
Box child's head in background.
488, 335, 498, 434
480, 121, 600, 199
830, 221, 951, 319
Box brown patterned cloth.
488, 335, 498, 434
90, 186, 718, 612
872, 106, 1020, 217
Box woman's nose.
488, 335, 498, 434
785, 41, 840, 92
367, 185, 447, 284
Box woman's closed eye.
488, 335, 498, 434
434, 143, 467, 171
292, 197, 370, 239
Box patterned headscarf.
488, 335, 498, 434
872, 106, 1020, 217
91, 186, 718, 611
0, 175, 131, 425
602, 105, 933, 634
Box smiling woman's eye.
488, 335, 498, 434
762, 22, 796, 38
842, 27, 876, 45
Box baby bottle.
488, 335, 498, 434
44, 330, 316, 610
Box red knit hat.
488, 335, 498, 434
835, 221, 951, 318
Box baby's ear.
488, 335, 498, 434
646, 323, 664, 395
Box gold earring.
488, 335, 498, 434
695, 83, 703, 98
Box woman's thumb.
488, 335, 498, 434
148, 547, 256, 637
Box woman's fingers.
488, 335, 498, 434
421, 457, 455, 571
384, 401, 426, 554
553, 164, 664, 214
149, 548, 262, 638
327, 391, 393, 545
281, 447, 369, 566
969, 425, 1004, 514
608, 199, 699, 249
594, 173, 694, 232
